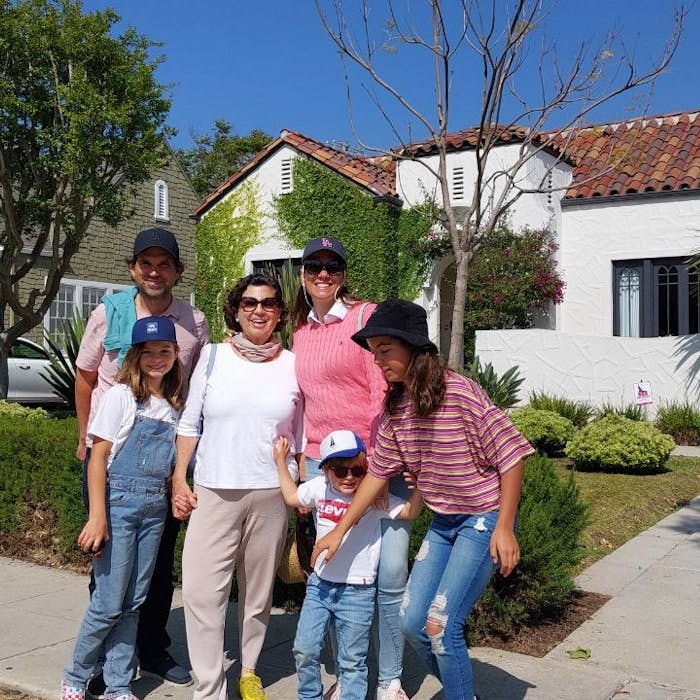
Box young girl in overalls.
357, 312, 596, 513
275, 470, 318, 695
62, 316, 184, 700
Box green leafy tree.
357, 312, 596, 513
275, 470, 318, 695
177, 120, 273, 198
0, 0, 170, 399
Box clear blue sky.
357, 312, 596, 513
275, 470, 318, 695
83, 0, 700, 152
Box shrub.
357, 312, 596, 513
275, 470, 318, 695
0, 413, 83, 563
596, 401, 646, 422
528, 390, 594, 428
0, 400, 47, 420
566, 415, 676, 472
464, 358, 524, 411
511, 408, 575, 456
469, 454, 588, 637
655, 401, 700, 445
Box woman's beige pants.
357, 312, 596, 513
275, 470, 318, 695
182, 486, 288, 700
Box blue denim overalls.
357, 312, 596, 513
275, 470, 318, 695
65, 404, 176, 697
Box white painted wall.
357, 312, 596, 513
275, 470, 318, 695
201, 144, 303, 268
559, 194, 700, 335
476, 328, 700, 418
395, 144, 571, 232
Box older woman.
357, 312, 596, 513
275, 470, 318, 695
292, 237, 410, 700
172, 273, 303, 700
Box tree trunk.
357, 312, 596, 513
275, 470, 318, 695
0, 334, 9, 401
447, 252, 470, 371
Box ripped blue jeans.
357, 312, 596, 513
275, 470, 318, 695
400, 511, 500, 700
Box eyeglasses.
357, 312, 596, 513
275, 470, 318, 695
303, 259, 346, 276
239, 296, 280, 312
330, 465, 366, 478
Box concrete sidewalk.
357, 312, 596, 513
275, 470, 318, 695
1, 498, 698, 700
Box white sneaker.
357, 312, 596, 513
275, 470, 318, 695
323, 681, 341, 700
376, 685, 410, 700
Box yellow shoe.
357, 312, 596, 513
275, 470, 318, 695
238, 673, 266, 700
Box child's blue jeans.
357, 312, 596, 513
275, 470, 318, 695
400, 510, 500, 700
293, 573, 375, 700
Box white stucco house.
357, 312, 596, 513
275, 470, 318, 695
194, 109, 700, 414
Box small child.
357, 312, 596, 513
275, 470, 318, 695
62, 316, 184, 700
274, 430, 422, 700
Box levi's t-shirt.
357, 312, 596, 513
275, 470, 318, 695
297, 476, 404, 585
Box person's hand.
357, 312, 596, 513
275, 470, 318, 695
311, 528, 344, 566
403, 470, 417, 490
76, 439, 87, 461
77, 518, 109, 554
273, 436, 290, 462
490, 525, 520, 577
171, 479, 198, 520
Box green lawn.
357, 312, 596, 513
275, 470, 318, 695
554, 455, 700, 572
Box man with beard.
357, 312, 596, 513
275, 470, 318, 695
75, 227, 209, 693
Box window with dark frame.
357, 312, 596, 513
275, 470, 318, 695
613, 257, 700, 337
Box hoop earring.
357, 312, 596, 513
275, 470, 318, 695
334, 272, 346, 301
301, 275, 314, 310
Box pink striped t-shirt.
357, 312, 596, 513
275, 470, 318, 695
370, 371, 534, 514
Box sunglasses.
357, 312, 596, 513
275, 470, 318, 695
239, 296, 280, 312
304, 259, 346, 276
330, 465, 366, 478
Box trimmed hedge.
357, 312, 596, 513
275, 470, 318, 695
511, 407, 575, 456
566, 414, 676, 472
0, 413, 83, 563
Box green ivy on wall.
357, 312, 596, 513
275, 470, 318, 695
195, 181, 263, 340
275, 158, 435, 302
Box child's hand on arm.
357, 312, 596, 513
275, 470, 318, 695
273, 437, 302, 508
398, 477, 423, 520
171, 435, 199, 520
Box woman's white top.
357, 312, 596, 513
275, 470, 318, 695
178, 343, 303, 488
88, 384, 178, 469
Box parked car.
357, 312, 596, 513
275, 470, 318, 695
8, 337, 66, 405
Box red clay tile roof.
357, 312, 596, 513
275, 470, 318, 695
397, 124, 566, 160
193, 129, 396, 218
194, 111, 700, 216
549, 110, 700, 199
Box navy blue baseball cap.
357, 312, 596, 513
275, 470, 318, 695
302, 236, 347, 263
131, 316, 177, 345
133, 227, 180, 263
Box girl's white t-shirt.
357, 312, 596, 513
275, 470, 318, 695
88, 383, 178, 468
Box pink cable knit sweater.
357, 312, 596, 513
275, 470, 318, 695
293, 302, 386, 459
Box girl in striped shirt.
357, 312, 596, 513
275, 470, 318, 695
312, 299, 533, 700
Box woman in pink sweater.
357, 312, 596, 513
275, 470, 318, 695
292, 237, 412, 700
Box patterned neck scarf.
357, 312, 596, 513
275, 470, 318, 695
225, 332, 281, 362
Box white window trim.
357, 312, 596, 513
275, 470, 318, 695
154, 179, 170, 222
43, 277, 131, 334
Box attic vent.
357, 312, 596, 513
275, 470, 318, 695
154, 180, 169, 222
281, 157, 293, 193
452, 166, 465, 201
546, 171, 553, 206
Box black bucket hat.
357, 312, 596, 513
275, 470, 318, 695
352, 299, 438, 353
